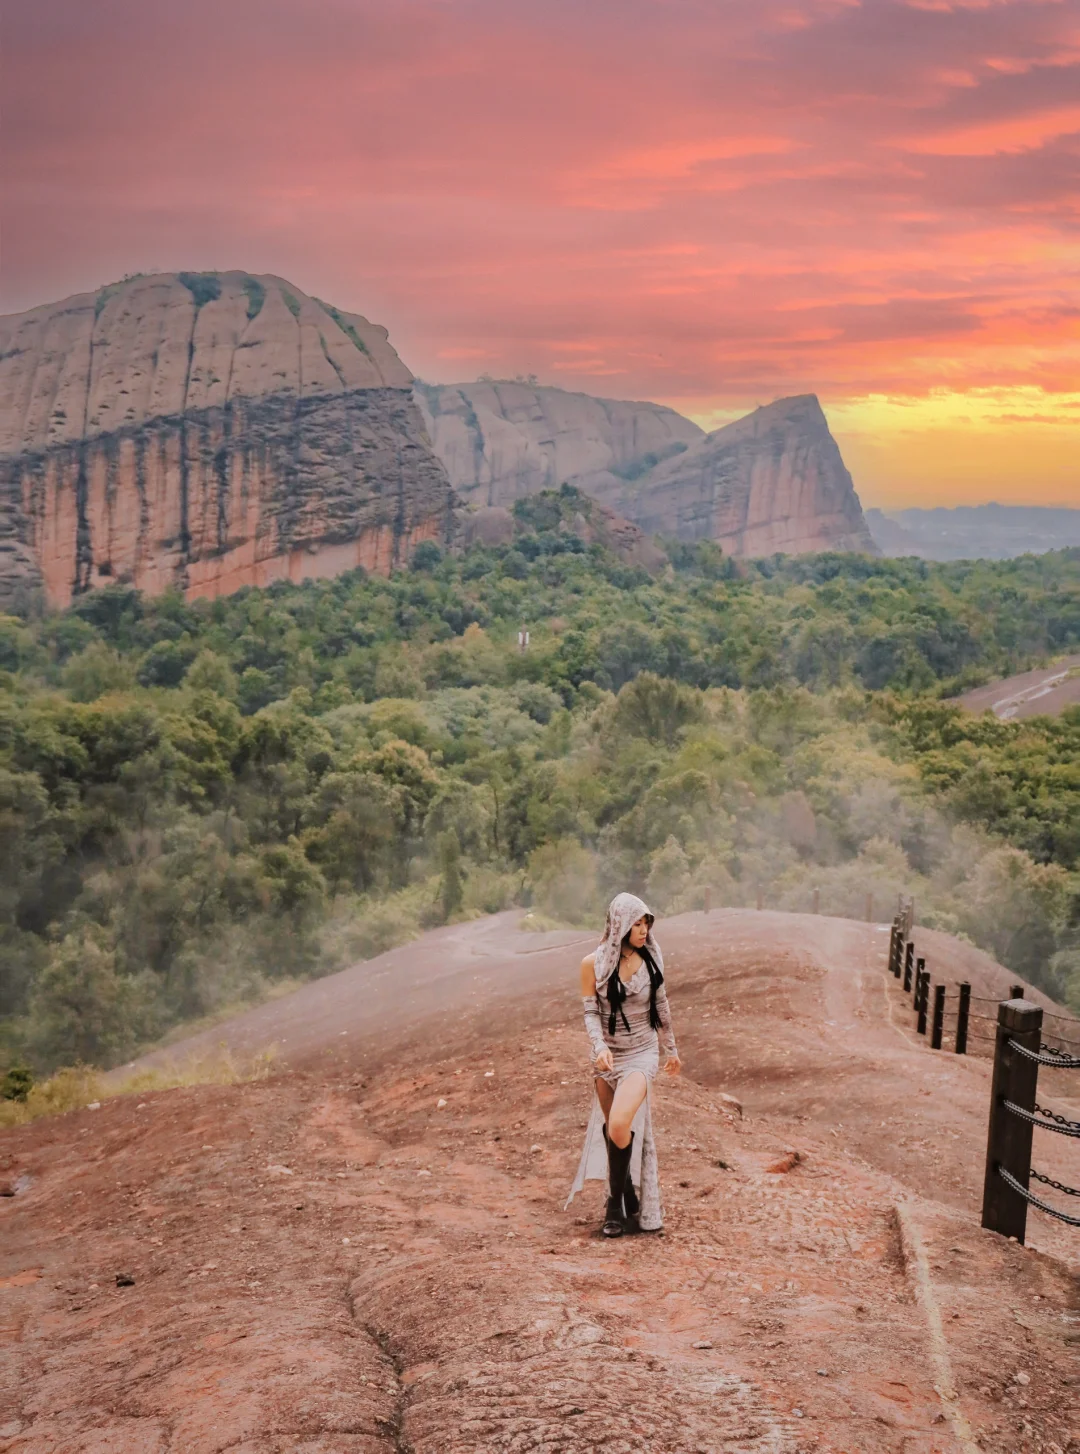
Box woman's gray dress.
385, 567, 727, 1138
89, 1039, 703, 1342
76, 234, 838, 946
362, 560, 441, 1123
564, 957, 677, 1231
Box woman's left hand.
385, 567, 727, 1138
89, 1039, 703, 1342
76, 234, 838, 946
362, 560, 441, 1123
663, 1054, 682, 1076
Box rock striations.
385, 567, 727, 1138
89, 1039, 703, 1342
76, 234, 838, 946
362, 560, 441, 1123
418, 382, 875, 558
590, 395, 877, 557
1, 275, 875, 610
0, 272, 455, 607
415, 379, 705, 508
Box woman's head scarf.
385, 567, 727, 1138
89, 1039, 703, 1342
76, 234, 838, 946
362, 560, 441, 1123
593, 892, 665, 1037
593, 892, 663, 992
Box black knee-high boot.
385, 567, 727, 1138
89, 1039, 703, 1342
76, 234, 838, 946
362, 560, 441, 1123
603, 1134, 632, 1237
622, 1131, 639, 1222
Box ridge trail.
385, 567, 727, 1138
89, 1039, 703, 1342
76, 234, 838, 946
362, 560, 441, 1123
2, 910, 1077, 1452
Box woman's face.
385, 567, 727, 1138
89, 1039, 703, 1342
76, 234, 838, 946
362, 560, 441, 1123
628, 915, 650, 949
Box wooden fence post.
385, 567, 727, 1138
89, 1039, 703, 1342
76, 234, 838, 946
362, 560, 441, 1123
866, 892, 874, 923
756, 887, 763, 911
931, 984, 945, 1049
890, 922, 902, 977
955, 983, 970, 1055
812, 887, 820, 915
703, 886, 712, 914
981, 999, 1043, 1243
916, 961, 928, 1035
903, 943, 914, 994
1011, 984, 1025, 1001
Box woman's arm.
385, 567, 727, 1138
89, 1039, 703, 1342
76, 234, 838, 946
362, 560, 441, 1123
579, 953, 611, 1069
655, 981, 679, 1060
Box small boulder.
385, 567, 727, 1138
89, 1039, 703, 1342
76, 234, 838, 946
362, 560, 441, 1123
766, 1150, 802, 1174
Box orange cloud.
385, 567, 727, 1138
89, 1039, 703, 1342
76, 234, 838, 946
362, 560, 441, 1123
903, 102, 1080, 153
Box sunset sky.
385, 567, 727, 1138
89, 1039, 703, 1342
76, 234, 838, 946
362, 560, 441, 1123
5, 0, 1079, 508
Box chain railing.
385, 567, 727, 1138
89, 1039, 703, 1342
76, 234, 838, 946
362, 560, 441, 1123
884, 916, 1080, 1243
884, 918, 1080, 1058
980, 998, 1080, 1241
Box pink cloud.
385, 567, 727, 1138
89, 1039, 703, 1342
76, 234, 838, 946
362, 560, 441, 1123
2, 0, 1078, 416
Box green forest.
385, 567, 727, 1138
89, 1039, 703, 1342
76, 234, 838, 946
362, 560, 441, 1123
2, 491, 1079, 1076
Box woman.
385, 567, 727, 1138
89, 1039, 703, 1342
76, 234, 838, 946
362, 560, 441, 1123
565, 892, 681, 1236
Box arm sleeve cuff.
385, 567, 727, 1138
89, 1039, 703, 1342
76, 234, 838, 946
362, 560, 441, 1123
582, 996, 607, 1057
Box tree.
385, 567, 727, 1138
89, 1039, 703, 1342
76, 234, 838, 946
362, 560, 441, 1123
62, 642, 136, 702
611, 673, 706, 746
438, 830, 464, 921
29, 929, 152, 1069
646, 835, 691, 911
959, 847, 1070, 990
527, 838, 600, 925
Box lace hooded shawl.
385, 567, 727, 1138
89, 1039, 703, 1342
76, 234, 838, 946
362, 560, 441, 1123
592, 892, 664, 992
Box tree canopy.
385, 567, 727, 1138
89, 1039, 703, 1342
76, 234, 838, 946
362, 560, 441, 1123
2, 523, 1078, 1075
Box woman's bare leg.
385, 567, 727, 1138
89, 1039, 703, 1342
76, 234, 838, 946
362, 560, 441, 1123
594, 1078, 614, 1122
606, 1071, 648, 1148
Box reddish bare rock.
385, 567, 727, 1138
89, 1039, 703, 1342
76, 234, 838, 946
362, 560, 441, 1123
590, 394, 878, 556
0, 272, 455, 607
3, 911, 1078, 1452
578, 498, 667, 571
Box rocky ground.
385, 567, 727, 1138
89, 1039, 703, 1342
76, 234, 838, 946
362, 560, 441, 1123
2, 910, 1078, 1453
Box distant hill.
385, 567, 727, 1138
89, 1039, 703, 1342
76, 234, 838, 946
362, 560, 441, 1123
867, 504, 1080, 560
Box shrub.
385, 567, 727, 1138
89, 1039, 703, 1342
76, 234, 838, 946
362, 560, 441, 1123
243, 277, 265, 320
178, 272, 222, 309
1, 1062, 33, 1101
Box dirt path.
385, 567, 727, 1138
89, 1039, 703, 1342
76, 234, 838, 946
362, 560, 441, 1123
111, 914, 596, 1080
3, 911, 1079, 1453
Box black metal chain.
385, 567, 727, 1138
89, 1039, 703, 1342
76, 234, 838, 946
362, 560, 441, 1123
1030, 1169, 1080, 1197
997, 1166, 1080, 1227
1036, 1101, 1080, 1132
1005, 1038, 1080, 1070
1003, 1099, 1080, 1137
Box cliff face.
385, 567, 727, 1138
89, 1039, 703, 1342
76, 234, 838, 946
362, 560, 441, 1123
414, 380, 705, 507
419, 383, 874, 558
583, 395, 875, 556
0, 272, 455, 608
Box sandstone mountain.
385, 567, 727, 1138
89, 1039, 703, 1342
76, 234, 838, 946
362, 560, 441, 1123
0, 272, 455, 607
418, 381, 875, 557
414, 379, 704, 507
1, 274, 876, 611
589, 394, 877, 556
